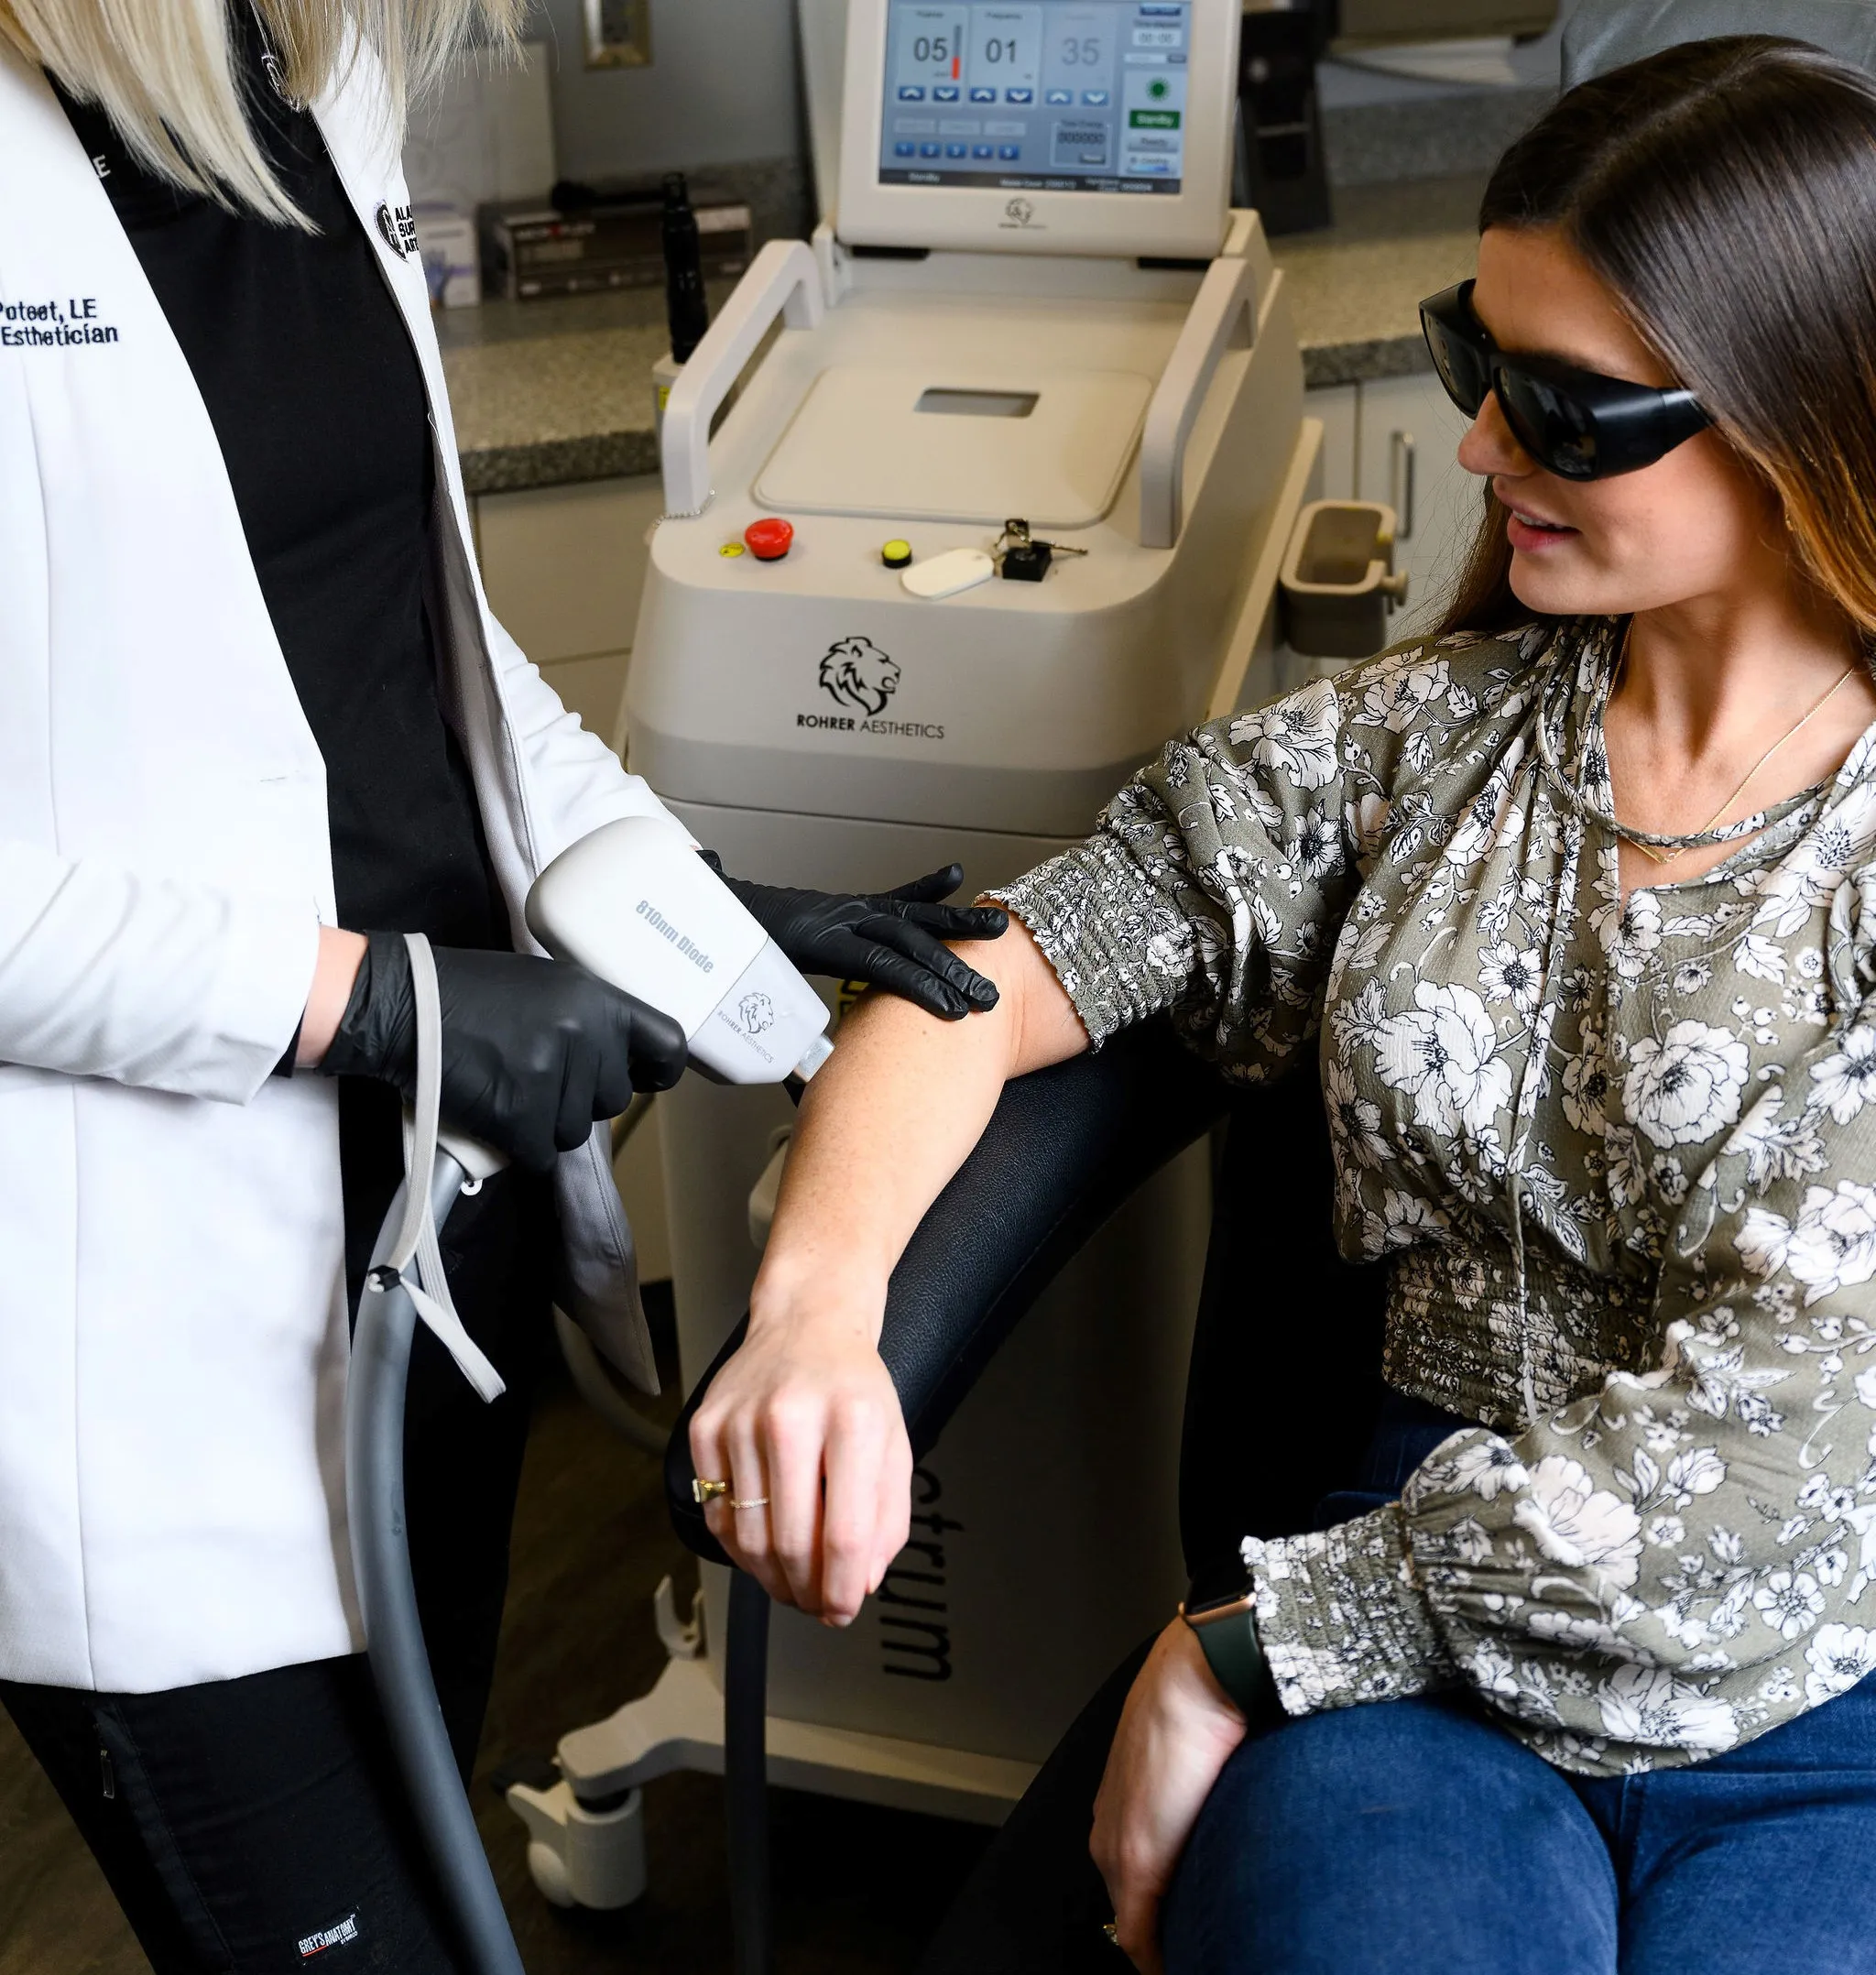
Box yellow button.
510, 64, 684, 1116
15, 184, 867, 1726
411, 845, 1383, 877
720, 541, 747, 558
881, 539, 913, 569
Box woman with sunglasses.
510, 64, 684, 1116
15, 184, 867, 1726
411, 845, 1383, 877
687, 32, 1876, 1975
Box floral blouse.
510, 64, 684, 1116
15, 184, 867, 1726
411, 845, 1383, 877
994, 618, 1876, 1777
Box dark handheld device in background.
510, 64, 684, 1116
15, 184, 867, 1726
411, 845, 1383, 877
661, 172, 711, 365
1237, 2, 1335, 237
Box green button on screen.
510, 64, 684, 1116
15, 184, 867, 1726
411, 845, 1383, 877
1129, 109, 1181, 128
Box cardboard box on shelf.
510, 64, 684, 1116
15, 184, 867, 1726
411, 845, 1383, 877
479, 189, 754, 302
412, 203, 482, 309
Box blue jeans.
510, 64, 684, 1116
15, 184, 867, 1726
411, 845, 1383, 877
1161, 1396, 1876, 1974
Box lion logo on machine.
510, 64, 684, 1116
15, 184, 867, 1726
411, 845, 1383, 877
819, 636, 900, 717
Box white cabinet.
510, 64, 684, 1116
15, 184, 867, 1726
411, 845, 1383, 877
613, 1104, 671, 1281
1310, 382, 1359, 503
473, 475, 671, 1265
473, 475, 665, 749
1298, 370, 1478, 670
1353, 371, 1482, 643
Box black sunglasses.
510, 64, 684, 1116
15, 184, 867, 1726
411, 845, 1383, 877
1420, 281, 1711, 481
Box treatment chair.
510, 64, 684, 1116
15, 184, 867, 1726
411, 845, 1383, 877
663, 1020, 1388, 1974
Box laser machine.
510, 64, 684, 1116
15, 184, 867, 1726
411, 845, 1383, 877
509, 0, 1322, 1906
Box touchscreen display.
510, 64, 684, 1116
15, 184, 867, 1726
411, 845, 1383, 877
878, 2, 1191, 196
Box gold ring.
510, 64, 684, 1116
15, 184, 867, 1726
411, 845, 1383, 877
1103, 1921, 1120, 1947
731, 1496, 770, 1511
692, 1478, 731, 1503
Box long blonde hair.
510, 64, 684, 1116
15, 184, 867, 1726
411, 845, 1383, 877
0, 0, 518, 225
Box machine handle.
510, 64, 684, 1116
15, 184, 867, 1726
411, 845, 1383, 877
1391, 430, 1418, 540
1138, 256, 1260, 551
660, 239, 826, 518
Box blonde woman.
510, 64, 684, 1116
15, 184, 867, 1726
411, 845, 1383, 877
693, 38, 1876, 1974
0, 1, 1001, 1964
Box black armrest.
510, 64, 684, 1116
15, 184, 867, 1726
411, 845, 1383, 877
666, 1019, 1227, 1563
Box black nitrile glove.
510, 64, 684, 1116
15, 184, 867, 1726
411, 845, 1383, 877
318, 933, 688, 1173
704, 856, 1008, 1020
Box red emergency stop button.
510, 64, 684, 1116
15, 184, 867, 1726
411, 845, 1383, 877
744, 517, 794, 562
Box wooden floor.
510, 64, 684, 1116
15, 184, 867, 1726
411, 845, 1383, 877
0, 1300, 993, 1973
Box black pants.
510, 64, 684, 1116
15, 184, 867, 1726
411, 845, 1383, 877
3, 1657, 464, 1973
2, 1085, 557, 1973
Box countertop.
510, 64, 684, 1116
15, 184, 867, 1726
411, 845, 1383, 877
442, 175, 1483, 499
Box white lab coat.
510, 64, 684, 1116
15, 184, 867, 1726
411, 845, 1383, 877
0, 41, 676, 1692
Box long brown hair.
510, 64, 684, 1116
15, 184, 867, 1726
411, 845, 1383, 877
1437, 36, 1876, 640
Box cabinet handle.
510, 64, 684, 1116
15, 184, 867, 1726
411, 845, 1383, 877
1391, 431, 1418, 541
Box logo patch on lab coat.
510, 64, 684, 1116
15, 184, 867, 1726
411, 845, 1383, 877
375, 202, 419, 259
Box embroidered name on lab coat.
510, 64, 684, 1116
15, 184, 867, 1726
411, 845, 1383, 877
1, 296, 119, 345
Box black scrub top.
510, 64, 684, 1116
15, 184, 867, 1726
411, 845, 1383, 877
56, 22, 540, 1303
54, 16, 506, 953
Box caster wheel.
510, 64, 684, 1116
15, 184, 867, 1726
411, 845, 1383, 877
527, 1839, 576, 1909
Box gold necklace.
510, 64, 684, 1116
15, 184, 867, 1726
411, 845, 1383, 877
1611, 633, 1859, 868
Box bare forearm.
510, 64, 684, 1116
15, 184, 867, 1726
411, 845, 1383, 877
753, 987, 1010, 1327
296, 926, 367, 1067
752, 918, 1085, 1336
693, 917, 1084, 1617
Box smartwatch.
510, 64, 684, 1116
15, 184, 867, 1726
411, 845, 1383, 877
1180, 1556, 1277, 1721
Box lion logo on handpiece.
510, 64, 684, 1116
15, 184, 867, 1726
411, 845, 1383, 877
819, 637, 900, 718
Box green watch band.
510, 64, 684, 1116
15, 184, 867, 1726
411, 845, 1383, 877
1182, 1594, 1275, 1719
